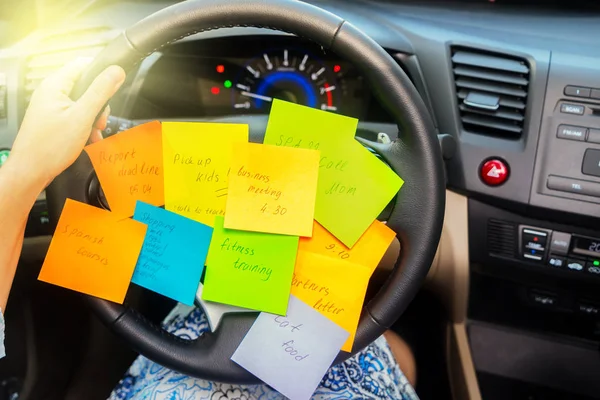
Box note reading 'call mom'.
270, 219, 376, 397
224, 142, 319, 237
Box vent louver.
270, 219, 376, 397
452, 47, 530, 139
24, 26, 118, 103
487, 219, 517, 259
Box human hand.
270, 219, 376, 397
10, 59, 126, 189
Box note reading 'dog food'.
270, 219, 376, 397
299, 220, 396, 273
38, 199, 147, 304
231, 295, 349, 400
132, 201, 213, 306
162, 122, 248, 227
224, 142, 319, 237
291, 251, 371, 352
202, 216, 299, 315
264, 100, 404, 247
84, 121, 164, 217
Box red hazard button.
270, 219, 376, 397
480, 159, 509, 186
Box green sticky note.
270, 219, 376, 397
264, 100, 403, 247
202, 216, 299, 315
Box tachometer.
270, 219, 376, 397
232, 48, 338, 112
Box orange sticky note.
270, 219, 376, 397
224, 142, 319, 236
84, 121, 164, 217
299, 220, 396, 273
291, 251, 371, 352
38, 199, 147, 303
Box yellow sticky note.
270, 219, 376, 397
84, 121, 164, 217
162, 122, 248, 226
38, 199, 147, 304
299, 220, 396, 273
291, 251, 371, 352
224, 142, 319, 237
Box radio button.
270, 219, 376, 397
587, 129, 600, 144
566, 258, 586, 272
547, 255, 566, 268
549, 231, 571, 255
547, 175, 600, 197
557, 125, 587, 141
582, 149, 600, 177
560, 103, 585, 115
564, 86, 591, 98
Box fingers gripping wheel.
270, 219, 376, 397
45, 0, 445, 383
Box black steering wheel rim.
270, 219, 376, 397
45, 0, 445, 384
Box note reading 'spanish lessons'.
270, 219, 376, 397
162, 122, 248, 227
38, 199, 147, 304
202, 216, 299, 315
196, 283, 255, 332
224, 142, 319, 237
264, 100, 404, 247
132, 201, 212, 306
231, 295, 349, 400
299, 220, 396, 273
84, 121, 164, 217
291, 251, 371, 351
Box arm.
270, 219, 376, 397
0, 59, 126, 311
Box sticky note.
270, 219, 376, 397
224, 142, 319, 237
299, 220, 396, 273
132, 201, 212, 306
203, 216, 299, 314
38, 199, 147, 303
232, 295, 349, 400
291, 251, 370, 351
84, 121, 164, 217
162, 122, 248, 226
196, 283, 256, 332
264, 100, 404, 247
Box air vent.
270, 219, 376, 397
452, 47, 530, 139
487, 219, 517, 259
24, 26, 118, 102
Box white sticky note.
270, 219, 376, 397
195, 283, 255, 332
231, 295, 349, 400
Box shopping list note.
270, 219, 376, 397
85, 121, 164, 217
162, 122, 248, 227
132, 201, 212, 305
291, 251, 371, 351
299, 220, 396, 273
224, 142, 319, 237
196, 283, 255, 332
38, 199, 147, 303
232, 295, 349, 400
264, 100, 404, 247
203, 216, 299, 314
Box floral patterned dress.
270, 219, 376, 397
109, 304, 418, 400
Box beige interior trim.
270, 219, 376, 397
425, 190, 481, 400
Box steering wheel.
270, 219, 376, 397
45, 0, 445, 384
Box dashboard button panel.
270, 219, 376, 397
560, 103, 585, 115
564, 86, 591, 98
582, 149, 600, 177
556, 124, 587, 141
546, 175, 600, 197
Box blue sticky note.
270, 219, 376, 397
132, 201, 213, 305
232, 295, 349, 400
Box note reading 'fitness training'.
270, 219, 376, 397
224, 142, 319, 237
202, 216, 299, 315
162, 122, 249, 227
84, 121, 164, 217
196, 283, 255, 332
132, 201, 213, 306
38, 199, 147, 304
291, 251, 371, 352
231, 295, 349, 400
264, 100, 404, 247
299, 220, 396, 273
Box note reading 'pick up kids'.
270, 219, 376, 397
299, 220, 396, 273
202, 216, 299, 314
84, 121, 164, 217
224, 142, 319, 237
162, 122, 248, 227
232, 295, 349, 400
264, 100, 404, 247
132, 201, 213, 306
38, 199, 147, 304
291, 251, 371, 352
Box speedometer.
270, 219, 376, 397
232, 48, 338, 112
